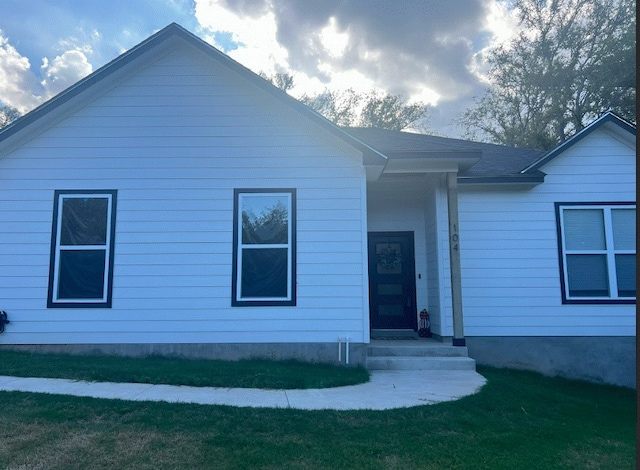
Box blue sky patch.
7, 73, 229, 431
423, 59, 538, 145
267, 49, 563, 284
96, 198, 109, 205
213, 31, 243, 52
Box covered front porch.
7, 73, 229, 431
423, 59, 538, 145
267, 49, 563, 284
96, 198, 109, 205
366, 158, 475, 346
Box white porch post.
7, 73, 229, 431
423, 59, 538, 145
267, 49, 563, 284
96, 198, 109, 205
446, 172, 465, 346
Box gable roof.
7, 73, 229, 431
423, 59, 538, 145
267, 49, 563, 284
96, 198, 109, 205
345, 127, 546, 184
521, 112, 636, 173
0, 23, 387, 174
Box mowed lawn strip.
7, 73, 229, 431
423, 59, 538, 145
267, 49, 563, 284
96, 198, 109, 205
0, 350, 369, 389
0, 362, 635, 469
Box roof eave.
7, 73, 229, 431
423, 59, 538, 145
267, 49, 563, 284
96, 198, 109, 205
521, 112, 636, 173
458, 175, 546, 185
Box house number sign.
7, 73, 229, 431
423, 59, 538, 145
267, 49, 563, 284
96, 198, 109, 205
451, 224, 459, 251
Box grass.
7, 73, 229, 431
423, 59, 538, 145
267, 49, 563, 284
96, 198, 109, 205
0, 349, 369, 389
0, 353, 635, 469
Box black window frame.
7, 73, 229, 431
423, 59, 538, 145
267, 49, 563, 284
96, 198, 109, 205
555, 201, 636, 305
47, 190, 117, 308
232, 188, 296, 307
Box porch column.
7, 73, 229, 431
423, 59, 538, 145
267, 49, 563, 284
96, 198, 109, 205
446, 172, 465, 346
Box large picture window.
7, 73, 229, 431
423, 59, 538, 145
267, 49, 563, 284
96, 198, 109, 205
556, 203, 635, 304
47, 190, 117, 308
232, 189, 296, 306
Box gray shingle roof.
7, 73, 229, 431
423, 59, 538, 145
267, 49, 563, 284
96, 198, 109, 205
344, 127, 546, 181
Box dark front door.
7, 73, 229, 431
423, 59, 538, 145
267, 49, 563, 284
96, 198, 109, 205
368, 232, 418, 330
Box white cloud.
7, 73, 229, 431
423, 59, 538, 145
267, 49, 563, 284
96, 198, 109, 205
409, 87, 441, 107
0, 29, 94, 114
470, 1, 519, 83
40, 47, 93, 97
484, 1, 519, 48
319, 17, 349, 58
194, 0, 289, 75
194, 2, 385, 99
0, 31, 42, 112
312, 67, 375, 94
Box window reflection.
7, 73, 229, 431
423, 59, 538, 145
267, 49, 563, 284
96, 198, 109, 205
241, 195, 289, 245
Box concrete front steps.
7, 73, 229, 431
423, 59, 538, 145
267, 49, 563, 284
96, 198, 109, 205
366, 339, 476, 371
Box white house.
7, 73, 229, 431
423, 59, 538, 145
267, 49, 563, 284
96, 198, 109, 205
0, 24, 634, 387
350, 113, 636, 387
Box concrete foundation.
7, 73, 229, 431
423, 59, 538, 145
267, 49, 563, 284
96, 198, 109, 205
466, 336, 636, 389
0, 342, 368, 367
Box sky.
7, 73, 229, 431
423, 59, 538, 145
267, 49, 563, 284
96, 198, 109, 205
0, 0, 520, 137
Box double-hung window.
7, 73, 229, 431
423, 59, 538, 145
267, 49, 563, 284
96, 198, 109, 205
232, 189, 296, 306
47, 190, 117, 308
556, 203, 635, 304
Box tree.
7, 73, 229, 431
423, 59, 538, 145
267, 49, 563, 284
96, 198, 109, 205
259, 72, 295, 92
260, 71, 430, 131
301, 88, 430, 131
242, 200, 288, 244
0, 102, 20, 129
360, 91, 430, 131
459, 0, 636, 150
299, 88, 363, 127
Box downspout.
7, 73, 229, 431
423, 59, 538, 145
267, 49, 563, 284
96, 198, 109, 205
446, 172, 465, 346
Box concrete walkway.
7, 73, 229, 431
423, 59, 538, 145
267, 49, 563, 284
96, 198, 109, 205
0, 370, 486, 410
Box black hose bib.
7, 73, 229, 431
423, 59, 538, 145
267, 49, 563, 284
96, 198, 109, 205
0, 311, 9, 334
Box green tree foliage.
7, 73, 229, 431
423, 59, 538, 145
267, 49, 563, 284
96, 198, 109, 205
0, 102, 20, 129
359, 91, 430, 131
460, 0, 636, 150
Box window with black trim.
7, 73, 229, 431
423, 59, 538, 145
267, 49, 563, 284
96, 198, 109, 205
556, 203, 635, 304
232, 189, 296, 306
47, 190, 117, 308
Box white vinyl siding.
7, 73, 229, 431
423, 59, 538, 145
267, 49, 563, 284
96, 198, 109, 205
0, 45, 369, 344
458, 128, 636, 337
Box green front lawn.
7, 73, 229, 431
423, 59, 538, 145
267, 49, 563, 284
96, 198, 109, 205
0, 353, 634, 469
0, 350, 369, 389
